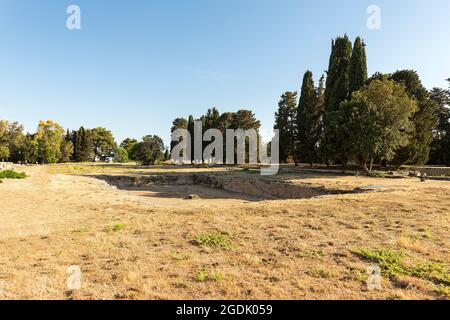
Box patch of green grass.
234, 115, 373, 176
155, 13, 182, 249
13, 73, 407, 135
195, 268, 223, 282
0, 170, 27, 179
105, 223, 126, 233
352, 247, 450, 291
196, 269, 208, 282
210, 272, 223, 282
368, 170, 387, 178
352, 248, 404, 276
73, 227, 89, 233
195, 232, 231, 249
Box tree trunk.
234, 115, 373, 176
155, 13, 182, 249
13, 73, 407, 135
360, 162, 370, 175
369, 157, 374, 172
358, 155, 370, 175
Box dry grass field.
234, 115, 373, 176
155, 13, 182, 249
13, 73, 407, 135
0, 163, 449, 300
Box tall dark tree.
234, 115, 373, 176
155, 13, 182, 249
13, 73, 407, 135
218, 112, 234, 161
204, 108, 220, 130
274, 92, 298, 163
187, 115, 195, 163
322, 35, 353, 165
349, 37, 368, 96
429, 79, 450, 165
75, 127, 93, 162
325, 35, 353, 113
296, 71, 321, 165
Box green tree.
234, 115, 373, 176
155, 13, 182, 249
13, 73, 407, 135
120, 138, 138, 161
36, 120, 65, 164
297, 71, 324, 165
349, 37, 368, 95
74, 127, 94, 162
132, 135, 165, 165
113, 147, 129, 163
323, 35, 353, 165
204, 108, 221, 130
274, 92, 298, 163
338, 79, 417, 173
429, 80, 450, 165
0, 145, 9, 161
91, 127, 117, 161
391, 70, 438, 165
59, 140, 74, 163
22, 133, 39, 164
187, 115, 195, 163
0, 120, 25, 162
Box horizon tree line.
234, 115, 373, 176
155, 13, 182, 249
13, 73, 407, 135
170, 108, 261, 163
0, 121, 167, 165
1, 35, 449, 171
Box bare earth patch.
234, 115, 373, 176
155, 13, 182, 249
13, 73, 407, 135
0, 164, 448, 300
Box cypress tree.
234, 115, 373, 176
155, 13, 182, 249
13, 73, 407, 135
322, 35, 353, 165
296, 71, 318, 165
324, 35, 353, 113
75, 127, 94, 162
187, 115, 195, 163
349, 37, 368, 96
274, 91, 298, 163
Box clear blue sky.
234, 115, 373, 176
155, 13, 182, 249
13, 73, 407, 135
1, 0, 449, 145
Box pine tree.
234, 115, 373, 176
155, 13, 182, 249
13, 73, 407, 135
349, 37, 368, 96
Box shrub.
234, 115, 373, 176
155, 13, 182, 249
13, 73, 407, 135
368, 170, 387, 178
195, 232, 231, 249
0, 170, 27, 179
105, 223, 125, 232
113, 147, 129, 163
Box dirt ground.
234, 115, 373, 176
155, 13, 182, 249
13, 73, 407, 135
0, 164, 449, 300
